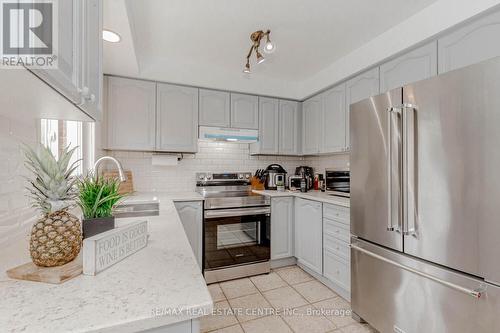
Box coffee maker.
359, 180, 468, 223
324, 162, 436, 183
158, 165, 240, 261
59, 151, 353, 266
295, 166, 314, 190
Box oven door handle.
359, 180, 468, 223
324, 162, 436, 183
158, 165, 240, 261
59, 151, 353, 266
204, 207, 271, 218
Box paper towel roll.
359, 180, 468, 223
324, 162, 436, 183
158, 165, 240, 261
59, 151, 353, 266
151, 154, 178, 166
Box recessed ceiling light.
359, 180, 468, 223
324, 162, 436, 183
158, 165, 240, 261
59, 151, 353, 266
103, 29, 121, 43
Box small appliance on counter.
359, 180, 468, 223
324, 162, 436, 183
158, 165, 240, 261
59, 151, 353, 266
294, 166, 314, 190
263, 164, 287, 190
288, 175, 303, 191
325, 169, 350, 197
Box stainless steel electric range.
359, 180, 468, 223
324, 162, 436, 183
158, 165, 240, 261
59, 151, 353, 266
196, 172, 271, 284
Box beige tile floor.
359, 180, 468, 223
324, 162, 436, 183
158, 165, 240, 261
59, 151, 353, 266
201, 265, 377, 333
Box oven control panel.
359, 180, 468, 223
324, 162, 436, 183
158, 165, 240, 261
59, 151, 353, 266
196, 172, 252, 183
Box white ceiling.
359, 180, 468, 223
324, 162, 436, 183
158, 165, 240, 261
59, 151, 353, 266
104, 0, 439, 99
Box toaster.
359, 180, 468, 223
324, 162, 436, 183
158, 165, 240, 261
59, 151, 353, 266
288, 175, 304, 190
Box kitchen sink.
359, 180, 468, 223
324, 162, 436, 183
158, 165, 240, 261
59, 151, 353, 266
113, 202, 159, 218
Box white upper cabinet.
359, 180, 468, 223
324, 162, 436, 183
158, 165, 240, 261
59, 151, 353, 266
256, 97, 279, 154
302, 96, 322, 155
345, 67, 380, 150
156, 83, 199, 153
230, 93, 259, 129
295, 198, 323, 275
106, 77, 156, 151
80, 0, 103, 119
439, 10, 500, 74
271, 197, 294, 260
279, 100, 301, 155
199, 89, 230, 127
380, 41, 437, 92
320, 84, 346, 153
32, 0, 82, 104
32, 0, 102, 120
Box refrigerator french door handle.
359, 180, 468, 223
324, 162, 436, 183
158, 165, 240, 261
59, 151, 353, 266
351, 244, 485, 299
387, 107, 402, 233
403, 105, 418, 238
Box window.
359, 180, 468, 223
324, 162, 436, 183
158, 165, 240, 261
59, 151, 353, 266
39, 119, 95, 176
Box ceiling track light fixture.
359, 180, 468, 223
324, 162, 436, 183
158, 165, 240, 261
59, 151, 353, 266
243, 29, 275, 74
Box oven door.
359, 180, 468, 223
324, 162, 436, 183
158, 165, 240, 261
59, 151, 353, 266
204, 206, 270, 271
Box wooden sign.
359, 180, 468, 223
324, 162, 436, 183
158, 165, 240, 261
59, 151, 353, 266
83, 220, 148, 276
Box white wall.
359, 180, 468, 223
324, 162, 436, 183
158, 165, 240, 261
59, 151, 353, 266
300, 0, 500, 98
105, 142, 349, 191
0, 114, 38, 244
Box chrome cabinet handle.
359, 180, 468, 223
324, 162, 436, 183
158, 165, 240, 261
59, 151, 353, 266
351, 244, 485, 299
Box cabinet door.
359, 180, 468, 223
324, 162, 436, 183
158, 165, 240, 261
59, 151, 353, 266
345, 67, 380, 150
32, 0, 81, 104
230, 93, 259, 129
279, 100, 300, 155
438, 10, 500, 74
302, 96, 321, 155
380, 41, 437, 93
80, 0, 103, 120
199, 89, 230, 127
106, 77, 156, 150
320, 84, 346, 153
271, 197, 294, 260
174, 201, 203, 269
156, 83, 199, 153
295, 198, 323, 274
257, 97, 279, 154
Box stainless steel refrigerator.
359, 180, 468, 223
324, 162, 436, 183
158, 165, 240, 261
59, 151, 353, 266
350, 57, 500, 333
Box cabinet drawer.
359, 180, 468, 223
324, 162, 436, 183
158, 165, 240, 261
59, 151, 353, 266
324, 233, 350, 260
323, 218, 350, 243
323, 203, 349, 225
324, 249, 350, 291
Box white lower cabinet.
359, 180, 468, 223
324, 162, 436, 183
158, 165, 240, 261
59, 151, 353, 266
174, 201, 203, 269
294, 198, 323, 275
322, 203, 351, 295
323, 248, 350, 292
271, 197, 294, 260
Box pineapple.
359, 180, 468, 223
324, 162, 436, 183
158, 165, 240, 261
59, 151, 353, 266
23, 144, 82, 267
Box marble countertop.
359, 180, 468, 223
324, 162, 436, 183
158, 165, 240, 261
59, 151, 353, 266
0, 192, 212, 333
253, 190, 350, 207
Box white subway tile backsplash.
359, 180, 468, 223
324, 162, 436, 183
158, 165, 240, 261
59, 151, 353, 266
0, 114, 38, 241
106, 141, 349, 191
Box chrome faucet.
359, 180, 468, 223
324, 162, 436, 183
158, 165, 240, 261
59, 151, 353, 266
93, 156, 127, 182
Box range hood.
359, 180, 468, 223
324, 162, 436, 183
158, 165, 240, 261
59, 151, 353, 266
199, 126, 258, 143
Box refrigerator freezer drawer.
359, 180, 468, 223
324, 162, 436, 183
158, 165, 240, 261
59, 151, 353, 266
351, 238, 499, 333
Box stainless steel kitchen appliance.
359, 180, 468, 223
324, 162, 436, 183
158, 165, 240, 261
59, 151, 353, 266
350, 58, 500, 333
294, 166, 314, 190
263, 164, 287, 190
196, 172, 271, 283
288, 175, 303, 191
325, 169, 350, 197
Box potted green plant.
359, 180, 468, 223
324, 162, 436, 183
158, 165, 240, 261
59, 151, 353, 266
77, 174, 124, 238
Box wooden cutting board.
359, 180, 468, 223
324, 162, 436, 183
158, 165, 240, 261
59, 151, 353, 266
102, 170, 134, 195
6, 255, 82, 284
